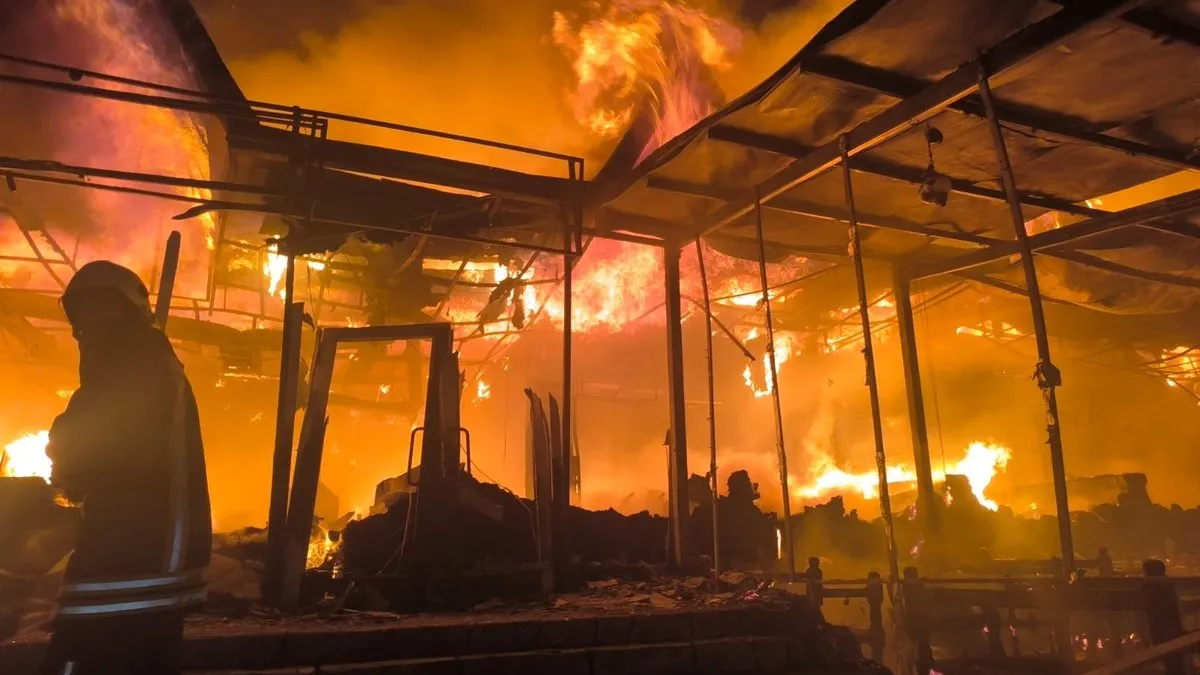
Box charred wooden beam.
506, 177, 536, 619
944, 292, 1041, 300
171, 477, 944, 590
696, 0, 1158, 236
802, 55, 1200, 172
912, 188, 1200, 280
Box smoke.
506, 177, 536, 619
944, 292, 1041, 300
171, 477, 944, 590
195, 0, 857, 177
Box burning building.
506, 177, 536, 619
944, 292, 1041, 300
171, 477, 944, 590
0, 0, 1198, 622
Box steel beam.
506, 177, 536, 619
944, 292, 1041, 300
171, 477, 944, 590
697, 0, 1155, 237
891, 269, 936, 527
978, 62, 1074, 574
663, 246, 689, 569
648, 175, 998, 246
912, 188, 1200, 280
803, 55, 1200, 172
840, 139, 899, 584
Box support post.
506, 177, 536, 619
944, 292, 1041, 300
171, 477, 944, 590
264, 254, 302, 605
153, 230, 181, 328
892, 268, 937, 529
840, 137, 900, 584
752, 191, 796, 580
560, 251, 574, 576
694, 237, 721, 579
663, 245, 689, 569
977, 61, 1074, 573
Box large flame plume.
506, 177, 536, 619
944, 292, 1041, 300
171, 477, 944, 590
553, 0, 743, 163
797, 441, 1013, 512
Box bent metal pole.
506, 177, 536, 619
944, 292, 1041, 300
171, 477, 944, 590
977, 60, 1074, 573
694, 236, 722, 580
752, 189, 796, 580
839, 135, 900, 584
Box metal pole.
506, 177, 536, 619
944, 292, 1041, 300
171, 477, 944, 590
663, 245, 690, 570
694, 237, 721, 579
560, 248, 574, 576
977, 61, 1074, 574
153, 230, 182, 328
264, 249, 301, 605
892, 268, 938, 531
752, 190, 796, 580
839, 136, 900, 584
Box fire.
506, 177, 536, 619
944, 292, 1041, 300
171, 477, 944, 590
305, 520, 336, 569
1, 431, 52, 482
476, 377, 492, 401
263, 245, 327, 299
741, 328, 796, 398
795, 441, 1013, 512
552, 0, 743, 163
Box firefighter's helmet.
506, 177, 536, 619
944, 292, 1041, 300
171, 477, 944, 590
61, 261, 154, 324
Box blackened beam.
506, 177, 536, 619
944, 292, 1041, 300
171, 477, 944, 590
911, 188, 1200, 280
706, 126, 1200, 242
230, 126, 572, 204
649, 175, 1000, 246
696, 0, 1156, 236
1046, 0, 1200, 48
802, 55, 1200, 172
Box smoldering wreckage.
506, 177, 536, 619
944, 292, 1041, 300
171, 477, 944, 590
3, 0, 1200, 673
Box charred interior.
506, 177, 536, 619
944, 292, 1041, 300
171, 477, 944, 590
1, 0, 1199, 673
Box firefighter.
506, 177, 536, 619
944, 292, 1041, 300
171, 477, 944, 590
38, 261, 211, 675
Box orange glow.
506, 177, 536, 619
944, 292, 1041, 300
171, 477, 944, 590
1, 431, 52, 482
263, 245, 327, 299
741, 328, 796, 398
552, 0, 742, 163
795, 441, 1012, 512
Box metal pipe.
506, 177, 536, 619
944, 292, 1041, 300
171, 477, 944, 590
977, 61, 1074, 574
752, 189, 796, 581
561, 246, 574, 542
694, 237, 721, 580
839, 136, 900, 584
154, 231, 182, 328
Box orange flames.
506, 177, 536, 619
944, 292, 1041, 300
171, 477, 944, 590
1, 431, 52, 482
552, 0, 742, 162
796, 441, 1013, 512
740, 328, 796, 398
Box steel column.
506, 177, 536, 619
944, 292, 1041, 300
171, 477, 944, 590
839, 137, 900, 583
752, 192, 796, 580
663, 245, 689, 569
977, 62, 1074, 573
892, 268, 937, 528
694, 237, 721, 578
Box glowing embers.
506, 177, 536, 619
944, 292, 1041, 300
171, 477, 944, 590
795, 441, 1013, 512
1, 430, 52, 482
552, 0, 742, 163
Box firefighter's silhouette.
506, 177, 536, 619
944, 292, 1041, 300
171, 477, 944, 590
38, 261, 211, 675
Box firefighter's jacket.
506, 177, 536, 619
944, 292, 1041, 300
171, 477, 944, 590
47, 322, 211, 619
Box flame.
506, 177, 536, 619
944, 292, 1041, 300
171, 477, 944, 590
476, 377, 492, 401
263, 245, 328, 299
10, 0, 219, 295
305, 521, 336, 569
552, 0, 742, 163
1, 431, 52, 482
741, 329, 796, 398
795, 441, 1012, 512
